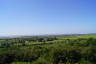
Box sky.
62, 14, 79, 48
0, 0, 96, 36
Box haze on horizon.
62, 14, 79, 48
0, 0, 96, 36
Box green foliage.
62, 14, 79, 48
32, 58, 50, 64
0, 35, 96, 64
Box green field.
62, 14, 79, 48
0, 34, 96, 64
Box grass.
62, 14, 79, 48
58, 35, 96, 40
77, 35, 96, 38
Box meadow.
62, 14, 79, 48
0, 34, 96, 64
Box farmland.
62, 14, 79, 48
0, 34, 96, 64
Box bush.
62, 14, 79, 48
32, 58, 50, 64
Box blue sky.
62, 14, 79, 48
0, 0, 96, 36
